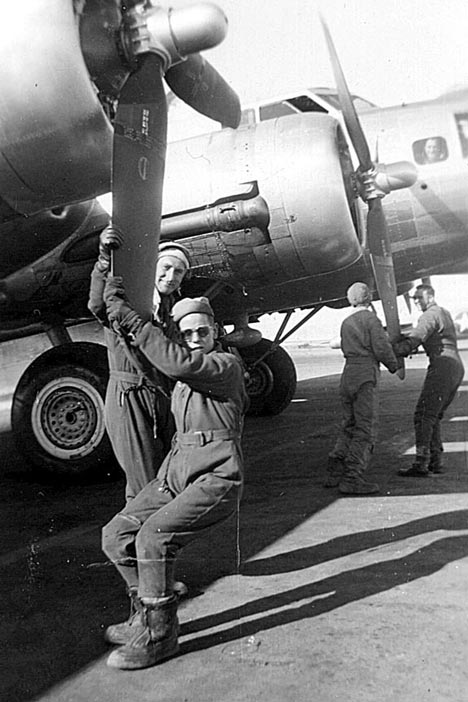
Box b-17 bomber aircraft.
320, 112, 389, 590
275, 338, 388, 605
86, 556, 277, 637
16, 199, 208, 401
1, 1, 467, 480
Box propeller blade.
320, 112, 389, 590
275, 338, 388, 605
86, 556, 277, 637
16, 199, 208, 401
321, 14, 404, 375
320, 15, 372, 171
367, 198, 400, 339
165, 53, 241, 128
367, 197, 405, 377
111, 53, 167, 320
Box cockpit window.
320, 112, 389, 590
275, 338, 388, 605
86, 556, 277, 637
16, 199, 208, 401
412, 137, 448, 165
306, 90, 376, 112
239, 108, 255, 127
287, 95, 328, 114
259, 101, 299, 121
455, 113, 468, 157
240, 90, 377, 127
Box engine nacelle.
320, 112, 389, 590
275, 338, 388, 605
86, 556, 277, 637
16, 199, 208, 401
162, 112, 362, 283
0, 1, 112, 215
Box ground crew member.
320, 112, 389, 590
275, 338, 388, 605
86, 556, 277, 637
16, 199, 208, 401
394, 283, 464, 476
325, 282, 400, 494
88, 227, 191, 503
100, 287, 249, 670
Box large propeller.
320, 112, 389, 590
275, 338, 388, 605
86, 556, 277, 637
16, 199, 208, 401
111, 52, 167, 320
109, 2, 240, 318
165, 53, 240, 128
320, 16, 417, 375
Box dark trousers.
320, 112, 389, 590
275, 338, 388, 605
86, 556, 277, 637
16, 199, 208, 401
331, 376, 379, 472
102, 473, 240, 598
414, 356, 464, 462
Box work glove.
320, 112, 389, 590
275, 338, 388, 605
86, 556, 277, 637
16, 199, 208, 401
96, 225, 125, 272
106, 297, 144, 337
392, 337, 413, 358
104, 276, 144, 336
103, 275, 128, 303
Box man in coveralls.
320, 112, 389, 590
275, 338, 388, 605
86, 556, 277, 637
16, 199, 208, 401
325, 282, 399, 494
88, 227, 191, 503
101, 286, 249, 670
394, 283, 464, 476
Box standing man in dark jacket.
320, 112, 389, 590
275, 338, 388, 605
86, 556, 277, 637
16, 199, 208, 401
394, 283, 464, 476
88, 227, 191, 503
100, 287, 249, 671
325, 282, 400, 494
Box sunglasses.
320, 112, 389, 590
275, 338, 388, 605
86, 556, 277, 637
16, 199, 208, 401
180, 325, 213, 341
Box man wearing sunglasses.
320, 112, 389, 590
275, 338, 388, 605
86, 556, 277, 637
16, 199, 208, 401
394, 284, 464, 477
100, 283, 249, 670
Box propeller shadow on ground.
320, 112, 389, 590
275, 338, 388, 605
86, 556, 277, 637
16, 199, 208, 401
180, 530, 468, 654
239, 509, 468, 577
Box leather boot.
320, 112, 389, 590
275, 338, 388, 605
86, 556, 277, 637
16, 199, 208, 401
105, 587, 143, 645
105, 582, 187, 646
428, 451, 444, 474
339, 466, 379, 495
107, 595, 179, 670
324, 456, 345, 488
398, 451, 430, 477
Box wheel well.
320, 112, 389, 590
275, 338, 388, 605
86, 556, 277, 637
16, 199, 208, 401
11, 340, 113, 479
13, 341, 109, 396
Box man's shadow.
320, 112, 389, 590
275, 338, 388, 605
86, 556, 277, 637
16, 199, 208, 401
179, 510, 468, 654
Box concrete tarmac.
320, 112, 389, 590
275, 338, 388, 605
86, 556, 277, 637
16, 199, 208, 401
1, 339, 467, 702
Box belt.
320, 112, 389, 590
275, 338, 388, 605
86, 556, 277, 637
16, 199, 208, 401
428, 349, 460, 362
345, 358, 378, 365
177, 429, 239, 446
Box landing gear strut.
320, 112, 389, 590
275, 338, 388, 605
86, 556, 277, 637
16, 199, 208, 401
240, 338, 297, 416
239, 306, 324, 416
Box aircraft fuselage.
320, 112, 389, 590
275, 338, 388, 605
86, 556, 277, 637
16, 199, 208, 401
159, 93, 468, 320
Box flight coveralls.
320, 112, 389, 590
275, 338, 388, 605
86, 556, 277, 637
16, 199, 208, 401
330, 308, 399, 475
395, 302, 464, 471
101, 320, 249, 599
88, 264, 176, 502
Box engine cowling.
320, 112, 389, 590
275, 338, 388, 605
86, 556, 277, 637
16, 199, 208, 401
162, 112, 362, 284
0, 1, 112, 215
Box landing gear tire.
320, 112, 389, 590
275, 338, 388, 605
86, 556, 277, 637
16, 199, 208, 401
240, 338, 297, 416
11, 342, 114, 481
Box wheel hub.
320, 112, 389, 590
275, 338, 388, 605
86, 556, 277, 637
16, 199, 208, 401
41, 390, 95, 449
245, 361, 274, 399
31, 377, 106, 460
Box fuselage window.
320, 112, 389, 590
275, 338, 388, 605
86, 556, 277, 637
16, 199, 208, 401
455, 113, 468, 157
413, 136, 448, 165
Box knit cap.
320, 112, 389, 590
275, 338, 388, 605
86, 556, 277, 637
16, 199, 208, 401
158, 242, 191, 269
347, 282, 371, 306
